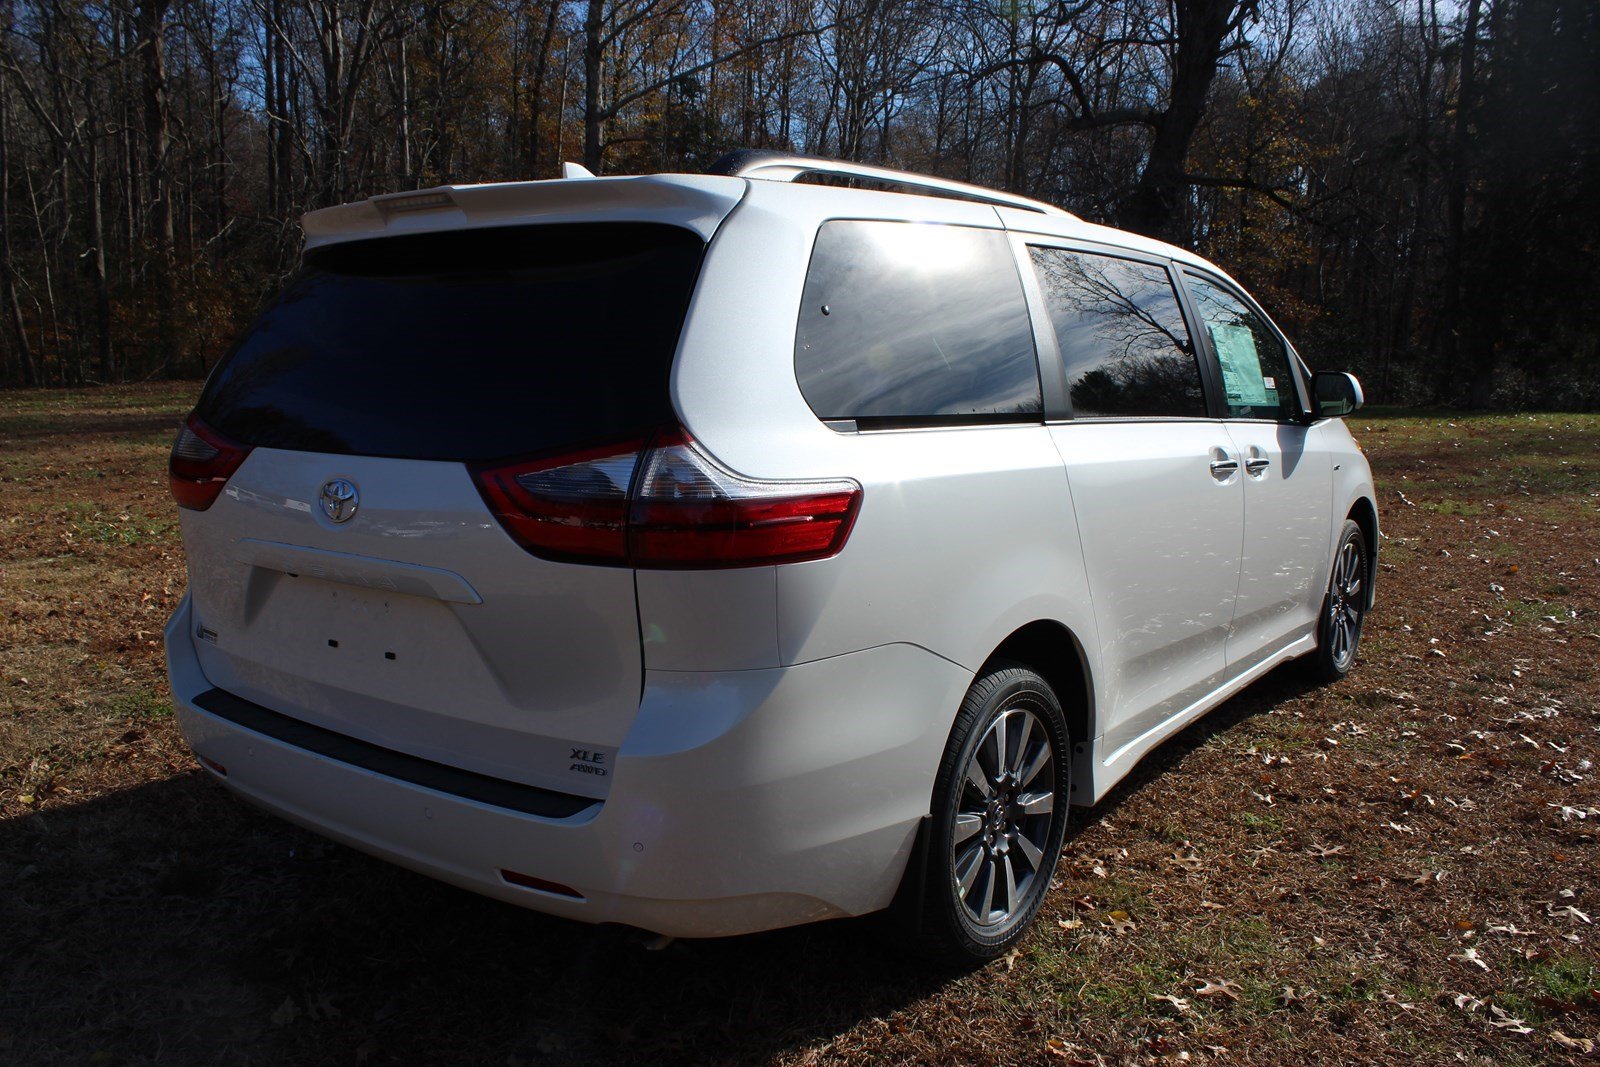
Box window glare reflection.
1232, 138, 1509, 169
795, 221, 1042, 423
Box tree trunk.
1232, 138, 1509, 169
138, 0, 174, 250
1442, 0, 1487, 405
526, 0, 559, 176
138, 0, 177, 369
582, 0, 604, 172
0, 64, 39, 386
1118, 0, 1242, 240
86, 110, 114, 382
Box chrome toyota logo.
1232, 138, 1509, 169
319, 478, 359, 523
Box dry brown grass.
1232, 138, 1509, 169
2, 386, 1597, 1066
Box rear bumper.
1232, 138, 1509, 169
165, 594, 970, 937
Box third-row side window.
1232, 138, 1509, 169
1028, 247, 1207, 419
794, 221, 1042, 425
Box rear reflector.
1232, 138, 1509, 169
169, 414, 251, 511
471, 428, 861, 569
499, 869, 584, 899
198, 755, 228, 777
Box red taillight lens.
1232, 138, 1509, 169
470, 429, 862, 569
169, 415, 251, 511
470, 438, 644, 563
628, 430, 861, 568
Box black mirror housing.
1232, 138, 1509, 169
1312, 371, 1364, 418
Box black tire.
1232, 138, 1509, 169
1306, 519, 1369, 683
896, 661, 1071, 965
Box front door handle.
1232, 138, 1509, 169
1245, 457, 1271, 475
1209, 459, 1239, 478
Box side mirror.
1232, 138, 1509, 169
1312, 371, 1364, 418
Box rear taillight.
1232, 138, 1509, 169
470, 438, 643, 564
628, 430, 861, 567
471, 429, 862, 569
169, 414, 251, 511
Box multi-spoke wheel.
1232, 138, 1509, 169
1308, 519, 1369, 682
952, 706, 1056, 928
898, 661, 1071, 964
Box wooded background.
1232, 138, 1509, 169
0, 0, 1595, 407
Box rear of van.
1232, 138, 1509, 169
164, 174, 970, 935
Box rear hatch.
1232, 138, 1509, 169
176, 216, 710, 800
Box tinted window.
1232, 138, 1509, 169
1028, 247, 1205, 418
794, 221, 1041, 425
1184, 273, 1298, 421
197, 223, 704, 461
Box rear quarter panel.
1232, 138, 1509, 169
663, 183, 1103, 696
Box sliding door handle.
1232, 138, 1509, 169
1245, 457, 1271, 475
1209, 459, 1239, 478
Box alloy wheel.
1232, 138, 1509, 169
1327, 538, 1365, 670
951, 704, 1057, 928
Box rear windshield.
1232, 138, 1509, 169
197, 223, 705, 462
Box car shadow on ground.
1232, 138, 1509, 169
0, 769, 954, 1065
0, 662, 1320, 1066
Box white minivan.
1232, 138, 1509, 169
165, 152, 1376, 963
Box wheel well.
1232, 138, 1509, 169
1347, 497, 1378, 607
983, 621, 1093, 747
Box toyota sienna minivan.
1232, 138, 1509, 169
165, 150, 1376, 963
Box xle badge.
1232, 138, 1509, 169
569, 747, 609, 777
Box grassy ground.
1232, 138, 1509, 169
2, 384, 1597, 1066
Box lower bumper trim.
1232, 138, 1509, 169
190, 687, 596, 820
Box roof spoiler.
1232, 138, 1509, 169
300, 174, 744, 249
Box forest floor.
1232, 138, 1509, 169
1, 382, 1597, 1067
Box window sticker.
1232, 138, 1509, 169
1211, 323, 1273, 407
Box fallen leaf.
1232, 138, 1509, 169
1194, 978, 1242, 1002
1277, 986, 1308, 1009
1150, 993, 1192, 1015
1487, 1005, 1533, 1034
1105, 909, 1135, 935
1452, 946, 1490, 971
1547, 903, 1593, 925
1550, 1032, 1596, 1054
1168, 849, 1203, 872
1057, 918, 1084, 931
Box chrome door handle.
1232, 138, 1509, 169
1245, 457, 1270, 475
1209, 459, 1239, 478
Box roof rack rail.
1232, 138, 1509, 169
707, 149, 1072, 217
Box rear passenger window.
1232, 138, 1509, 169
1028, 248, 1206, 418
1183, 273, 1299, 421
794, 221, 1041, 426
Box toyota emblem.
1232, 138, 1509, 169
319, 478, 359, 524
